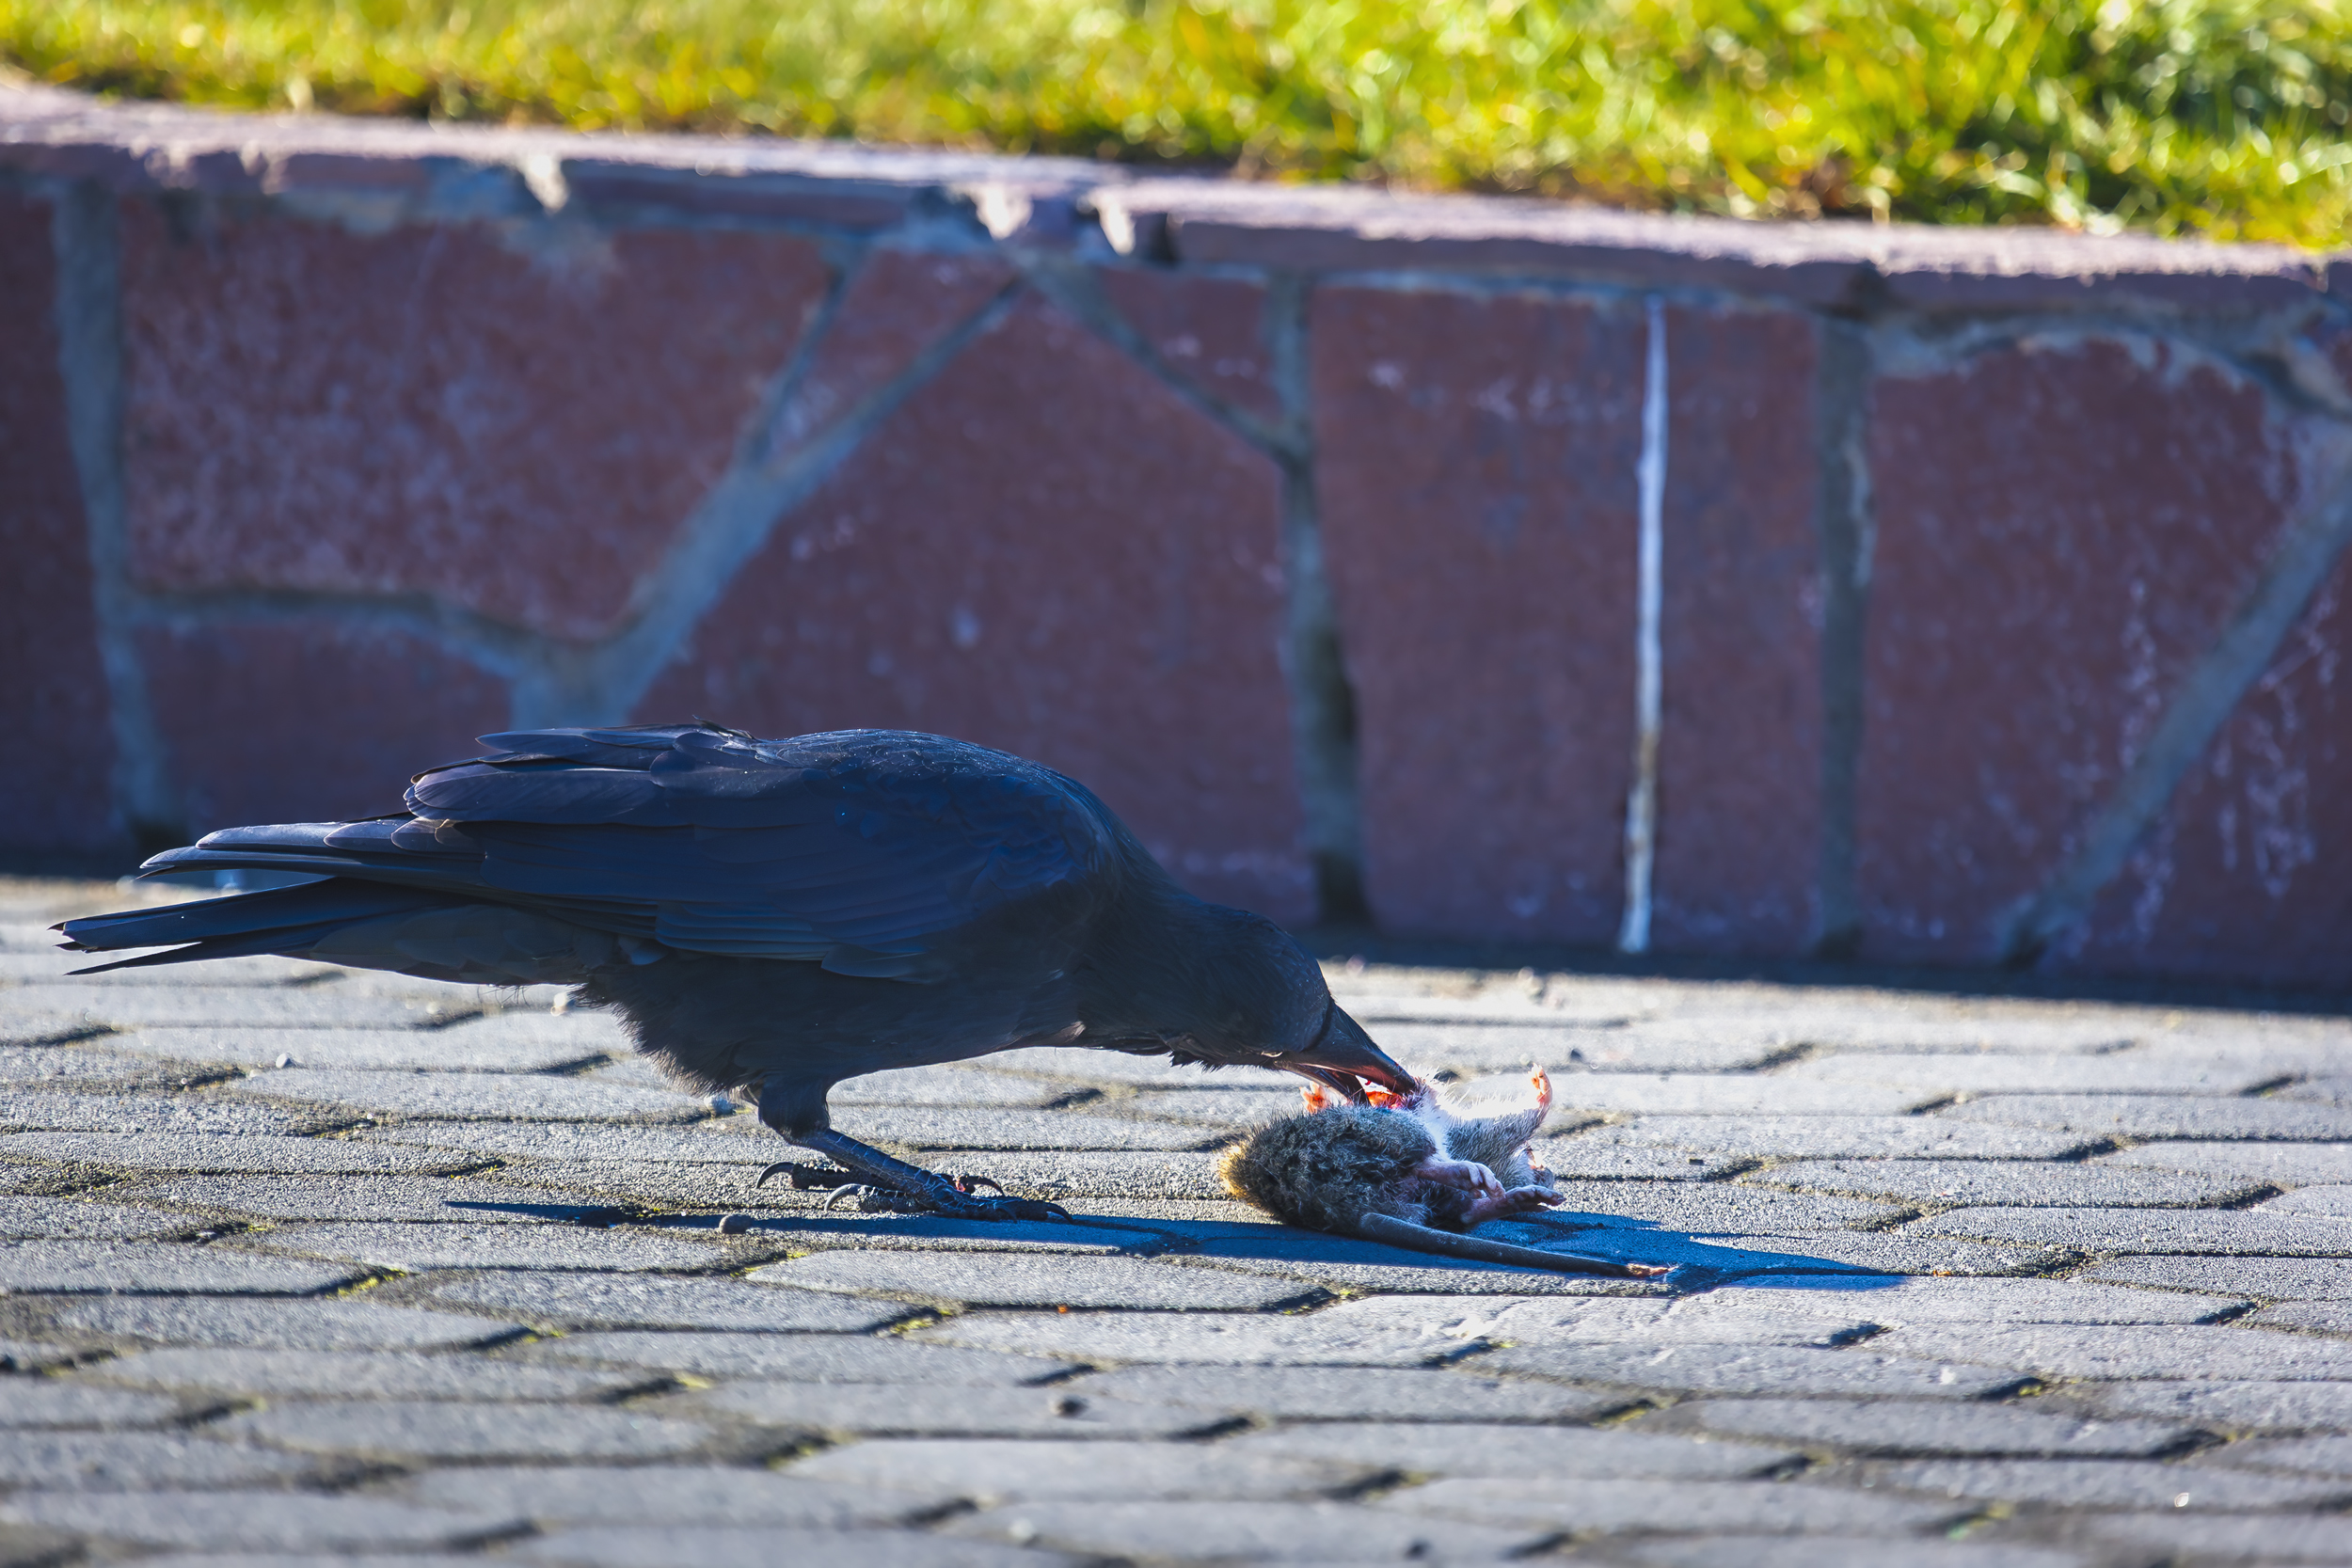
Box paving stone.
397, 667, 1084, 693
81, 1347, 640, 1400
1867, 1323, 2352, 1381
57, 1296, 522, 1350
1909, 1206, 2352, 1257
0, 1431, 318, 1489
1452, 1219, 2055, 1279
1866, 1455, 2343, 1508
226, 1068, 710, 1122
2076, 1255, 2352, 1301
6, 987, 481, 1030
1565, 1117, 2094, 1160
1619, 1539, 2087, 1568
1318, 1292, 1883, 1349
1744, 1159, 2261, 1209
1778, 1051, 2296, 1095
981, 1048, 1262, 1087
1707, 1275, 2241, 1325
0, 1240, 364, 1294
121, 1557, 485, 1568
129, 1174, 633, 1225
365, 1121, 782, 1164
1151, 1224, 1668, 1296
836, 1149, 1231, 1201
1224, 1420, 1792, 1479
748, 1250, 1311, 1310
0, 1043, 191, 1085
452, 1158, 815, 1210
709, 1212, 1167, 1254
828, 1065, 1090, 1108
1669, 1397, 2196, 1457
1548, 1078, 1935, 1117
1538, 1180, 1906, 1232
688, 1381, 1229, 1439
0, 1132, 479, 1175
2086, 1513, 2352, 1563
0, 1196, 201, 1239
1065, 1364, 1623, 1422
2250, 1300, 2352, 1335
916, 1308, 1500, 1368
944, 1497, 1543, 1560
0, 1338, 87, 1370
516, 1526, 1075, 1568
2097, 1141, 2352, 1185
508, 1330, 1077, 1385
1937, 1094, 2352, 1140
427, 1270, 909, 1332
1371, 1475, 1953, 1535
2280, 1075, 2352, 1106
790, 1439, 1367, 1503
2195, 1433, 2352, 1474
232, 1221, 726, 1272
118, 1024, 607, 1073
2075, 1379, 2352, 1433
1530, 1141, 1753, 1181
219, 1399, 717, 1461
1382, 1023, 1782, 1074
0, 1381, 182, 1427
1122, 1086, 1303, 1124
0, 1493, 523, 1550
2263, 1185, 2352, 1218
1472, 1343, 2024, 1399
0, 1095, 315, 1135
408, 1464, 955, 1527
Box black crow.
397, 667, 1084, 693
56, 724, 1411, 1221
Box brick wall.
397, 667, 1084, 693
6, 86, 2349, 987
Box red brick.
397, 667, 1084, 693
139, 623, 508, 833
637, 295, 1309, 920
118, 204, 828, 639
1098, 268, 1282, 422
1312, 286, 1644, 945
1649, 306, 1822, 955
768, 249, 1015, 458
0, 189, 119, 855
2068, 546, 2352, 988
1858, 339, 2304, 965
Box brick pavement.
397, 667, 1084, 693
1, 876, 2348, 1565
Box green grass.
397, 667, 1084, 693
8, 1, 2349, 245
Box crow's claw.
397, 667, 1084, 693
946, 1172, 1007, 1196
754, 1161, 856, 1191
926, 1184, 1073, 1224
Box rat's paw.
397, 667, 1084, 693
1528, 1062, 1552, 1113
1412, 1155, 1502, 1197
1458, 1184, 1565, 1227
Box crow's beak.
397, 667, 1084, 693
1280, 1005, 1414, 1102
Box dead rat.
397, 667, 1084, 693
1218, 1066, 1670, 1279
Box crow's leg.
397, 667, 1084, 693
754, 1129, 1070, 1222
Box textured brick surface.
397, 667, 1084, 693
637, 295, 1309, 920
1097, 266, 1281, 421
118, 204, 827, 638
1858, 338, 2309, 965
0, 188, 117, 854
1313, 284, 1642, 943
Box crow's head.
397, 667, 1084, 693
1170, 909, 1412, 1101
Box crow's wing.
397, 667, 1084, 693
135, 727, 1120, 977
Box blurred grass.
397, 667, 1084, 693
5, 0, 2348, 245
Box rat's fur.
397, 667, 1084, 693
1218, 1068, 1561, 1236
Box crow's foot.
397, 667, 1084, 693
754, 1129, 1071, 1224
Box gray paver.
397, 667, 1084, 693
2196, 1433, 2352, 1474
1866, 1456, 2343, 1507
57, 1296, 522, 1349
1562, 1117, 2094, 1160
0, 1338, 86, 1370
130, 1173, 628, 1223
0, 1381, 182, 1427
0, 1195, 201, 1238
1222, 1420, 1794, 1478
749, 1250, 1312, 1310
1152, 1224, 1666, 1296
0, 1431, 317, 1489
0, 1240, 365, 1294
941, 1499, 1544, 1561
232, 1220, 725, 1272
7, 986, 480, 1029
0, 1494, 522, 1549
702, 1212, 1166, 1253
1621, 1540, 2088, 1568
1671, 1397, 2196, 1457
2076, 1255, 2352, 1300
0, 1131, 479, 1174
0, 1042, 188, 1085
1705, 1275, 2240, 1324
1384, 1023, 1780, 1072
1909, 1205, 2352, 1256
1550, 1077, 1936, 1117
1744, 1158, 2261, 1209
1776, 1051, 2293, 1094
365, 1120, 784, 1164
690, 1381, 1230, 1438
219, 1399, 717, 1460
1867, 1323, 2352, 1381
2250, 1299, 2352, 1335
1316, 1292, 1883, 1348
1937, 1093, 2352, 1140
2087, 1513, 2352, 1563
226, 1067, 709, 1122
1472, 1343, 2025, 1399
785, 1435, 1373, 1498
2265, 1184, 2352, 1218
515, 1527, 1075, 1568
408, 1465, 955, 1526
1534, 1180, 1906, 1231
2097, 1139, 2352, 1184
1065, 1363, 1623, 1422
859, 1149, 1229, 1200
0, 1095, 313, 1134
1371, 1475, 1953, 1534
1530, 1140, 1752, 1180
81, 1346, 640, 1399
428, 1269, 909, 1331
828, 1064, 1092, 1107
2083, 1380, 2352, 1431
116, 1024, 609, 1072
916, 1308, 1495, 1368
508, 1330, 1076, 1384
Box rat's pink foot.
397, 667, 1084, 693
1459, 1184, 1565, 1227
1299, 1084, 1336, 1113
1412, 1155, 1502, 1198
1529, 1063, 1551, 1113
